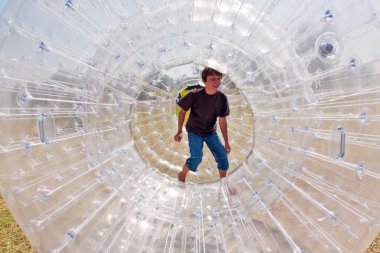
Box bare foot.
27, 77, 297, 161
178, 171, 186, 182
228, 186, 237, 195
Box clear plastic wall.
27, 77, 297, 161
0, 0, 379, 252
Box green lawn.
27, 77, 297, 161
0, 196, 34, 253
0, 195, 378, 253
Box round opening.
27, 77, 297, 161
131, 63, 254, 183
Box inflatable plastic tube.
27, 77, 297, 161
0, 1, 379, 252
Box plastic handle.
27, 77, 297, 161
38, 113, 48, 144
337, 126, 345, 158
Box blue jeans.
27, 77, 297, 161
186, 132, 229, 172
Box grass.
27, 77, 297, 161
364, 233, 380, 253
0, 195, 379, 253
0, 196, 34, 253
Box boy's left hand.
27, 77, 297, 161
225, 143, 231, 153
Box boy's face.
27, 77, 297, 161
204, 74, 222, 91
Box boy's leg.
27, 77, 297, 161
178, 133, 203, 182
218, 169, 227, 178
178, 165, 190, 182
205, 133, 229, 178
218, 169, 237, 195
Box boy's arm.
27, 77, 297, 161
219, 117, 231, 153
174, 109, 187, 142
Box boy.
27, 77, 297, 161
174, 67, 231, 182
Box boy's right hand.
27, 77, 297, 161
174, 132, 183, 142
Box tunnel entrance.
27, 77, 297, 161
130, 62, 254, 183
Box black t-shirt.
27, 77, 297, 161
177, 89, 230, 136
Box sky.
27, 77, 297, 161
0, 0, 8, 14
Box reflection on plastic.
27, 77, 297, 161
0, 1, 379, 253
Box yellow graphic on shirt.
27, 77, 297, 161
175, 84, 203, 123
